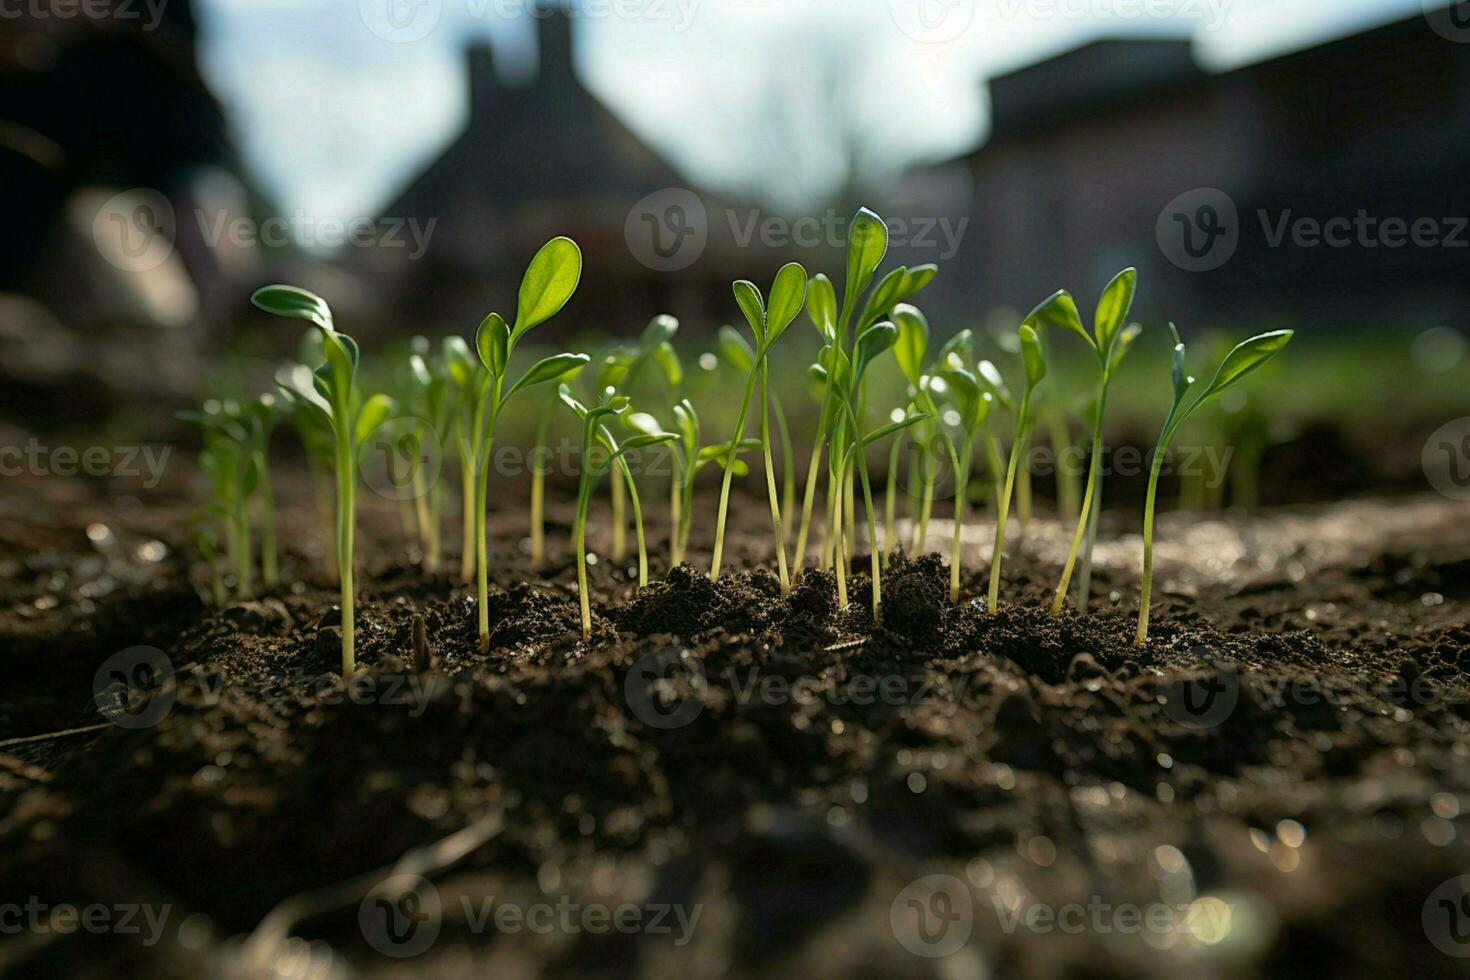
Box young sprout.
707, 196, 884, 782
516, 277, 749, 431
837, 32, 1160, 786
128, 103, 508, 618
239, 395, 282, 588
182, 402, 257, 599
602, 316, 682, 568
559, 386, 676, 641
894, 310, 986, 602
666, 396, 760, 566
191, 523, 226, 606
252, 285, 395, 675
465, 238, 589, 651
790, 209, 936, 582
984, 322, 1048, 614
1135, 326, 1293, 646
405, 344, 458, 574
438, 336, 483, 581
614, 407, 671, 589
527, 360, 585, 567
830, 326, 928, 621
1037, 269, 1146, 615
710, 262, 808, 588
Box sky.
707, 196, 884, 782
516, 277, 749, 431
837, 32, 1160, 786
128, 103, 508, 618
195, 0, 1433, 221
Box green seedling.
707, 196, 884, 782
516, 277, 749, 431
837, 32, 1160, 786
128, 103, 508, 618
710, 263, 808, 589
252, 285, 394, 675
191, 522, 226, 606
601, 316, 682, 568
895, 309, 987, 602
402, 343, 458, 574
440, 336, 483, 581
1038, 269, 1146, 615
464, 238, 589, 651
791, 208, 936, 583
984, 322, 1048, 614
527, 357, 586, 567
1135, 326, 1293, 646
560, 385, 676, 641
665, 396, 760, 566
181, 402, 256, 599
611, 406, 671, 589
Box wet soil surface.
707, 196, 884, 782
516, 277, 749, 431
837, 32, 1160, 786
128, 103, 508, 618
3, 466, 1470, 979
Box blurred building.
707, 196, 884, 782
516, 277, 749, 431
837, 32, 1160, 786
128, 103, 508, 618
0, 0, 257, 420
374, 5, 755, 336
958, 12, 1470, 330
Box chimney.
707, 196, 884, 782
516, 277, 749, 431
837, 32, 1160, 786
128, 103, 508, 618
467, 41, 498, 119
535, 3, 575, 84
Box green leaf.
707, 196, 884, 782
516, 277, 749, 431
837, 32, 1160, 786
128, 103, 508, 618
842, 208, 888, 320
640, 314, 678, 351
1198, 329, 1294, 401
717, 325, 755, 375
1023, 290, 1091, 350
320, 331, 359, 407
904, 264, 939, 296
598, 351, 633, 389
732, 280, 765, 342
861, 412, 929, 448
1019, 324, 1047, 388
1168, 322, 1192, 404
857, 266, 906, 329
652, 341, 682, 388
805, 274, 837, 342
513, 237, 582, 341
672, 399, 698, 448
475, 313, 510, 376
504, 353, 592, 404
1094, 267, 1137, 357
853, 321, 897, 384
616, 432, 678, 454
251, 284, 334, 332
939, 366, 985, 433
354, 393, 396, 449
624, 411, 662, 436
558, 384, 589, 418
891, 304, 929, 385
936, 328, 973, 368
1108, 323, 1143, 375
441, 336, 478, 388
976, 359, 1013, 410
763, 262, 807, 348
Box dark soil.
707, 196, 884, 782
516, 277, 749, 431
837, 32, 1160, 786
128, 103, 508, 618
2, 462, 1470, 979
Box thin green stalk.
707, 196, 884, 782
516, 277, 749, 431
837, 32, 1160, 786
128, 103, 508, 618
474, 376, 504, 652
709, 369, 759, 582
610, 460, 627, 562
1135, 444, 1167, 647
917, 452, 934, 553
411, 467, 433, 570
833, 454, 848, 608
759, 365, 790, 594
234, 495, 253, 599
949, 444, 972, 604
334, 418, 356, 674
1050, 390, 1109, 615
1076, 478, 1101, 611
614, 452, 652, 588
530, 435, 548, 566
669, 453, 684, 566
459, 449, 475, 581
773, 391, 796, 544
855, 447, 882, 621
986, 432, 1025, 615
575, 427, 595, 641
255, 455, 278, 587
791, 377, 834, 581
883, 434, 902, 568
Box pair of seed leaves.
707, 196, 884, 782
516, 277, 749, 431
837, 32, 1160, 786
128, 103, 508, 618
558, 386, 678, 476
889, 309, 1004, 439
600, 315, 682, 393
471, 237, 592, 410
252, 286, 398, 453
